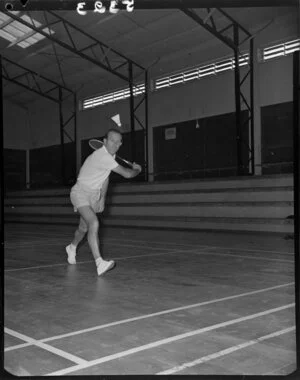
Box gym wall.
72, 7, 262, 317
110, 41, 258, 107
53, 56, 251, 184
3, 44, 294, 189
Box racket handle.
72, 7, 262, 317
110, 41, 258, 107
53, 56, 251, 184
120, 158, 133, 167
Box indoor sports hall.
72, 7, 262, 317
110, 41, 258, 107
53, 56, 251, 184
2, 0, 299, 377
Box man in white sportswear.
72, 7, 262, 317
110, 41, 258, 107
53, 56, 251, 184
66, 128, 142, 276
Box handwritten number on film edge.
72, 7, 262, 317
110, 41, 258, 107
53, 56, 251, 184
76, 0, 134, 15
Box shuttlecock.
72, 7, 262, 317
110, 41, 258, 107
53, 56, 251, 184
111, 114, 121, 127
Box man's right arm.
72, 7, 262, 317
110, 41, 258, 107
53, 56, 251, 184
112, 163, 142, 179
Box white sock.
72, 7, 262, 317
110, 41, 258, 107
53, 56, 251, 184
70, 243, 77, 251
95, 257, 103, 266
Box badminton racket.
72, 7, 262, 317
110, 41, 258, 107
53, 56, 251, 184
88, 139, 134, 167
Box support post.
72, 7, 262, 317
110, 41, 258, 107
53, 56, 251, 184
59, 87, 65, 185
144, 69, 149, 181
293, 51, 299, 229
0, 54, 4, 300
129, 63, 136, 163
293, 52, 299, 357
233, 25, 242, 175
0, 55, 4, 208
249, 39, 255, 175
182, 8, 254, 176
253, 38, 262, 176
74, 93, 80, 177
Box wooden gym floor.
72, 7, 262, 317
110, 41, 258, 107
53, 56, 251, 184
4, 223, 297, 376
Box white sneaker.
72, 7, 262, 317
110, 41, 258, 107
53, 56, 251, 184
66, 244, 76, 264
97, 260, 115, 276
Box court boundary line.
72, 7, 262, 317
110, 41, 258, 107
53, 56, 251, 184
5, 234, 293, 255
5, 282, 293, 352
204, 246, 294, 256
4, 328, 88, 365
188, 249, 293, 263
105, 237, 294, 256
4, 243, 293, 273
5, 241, 211, 251
45, 303, 295, 376
4, 248, 203, 272
156, 326, 296, 374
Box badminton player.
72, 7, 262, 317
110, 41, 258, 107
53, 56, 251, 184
66, 128, 142, 276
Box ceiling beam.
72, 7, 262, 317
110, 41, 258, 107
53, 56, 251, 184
181, 8, 236, 51
2, 56, 74, 103
0, 0, 297, 12
181, 8, 252, 52
4, 11, 145, 83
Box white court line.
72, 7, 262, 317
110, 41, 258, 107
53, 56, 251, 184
106, 237, 294, 255
4, 262, 91, 272
4, 328, 87, 365
108, 241, 293, 259
157, 326, 296, 374
6, 234, 293, 255
188, 249, 294, 263
46, 303, 295, 376
204, 246, 294, 256
5, 241, 207, 252
4, 240, 153, 248
4, 249, 193, 272
5, 282, 293, 352
5, 241, 66, 248
4, 244, 293, 272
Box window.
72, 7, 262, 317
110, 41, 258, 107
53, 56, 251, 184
0, 12, 54, 48
81, 38, 300, 110
260, 38, 300, 61
155, 54, 249, 90
82, 83, 145, 110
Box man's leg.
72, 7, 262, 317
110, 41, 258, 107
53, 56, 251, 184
76, 206, 115, 275
72, 217, 88, 246
77, 206, 102, 261
66, 217, 88, 264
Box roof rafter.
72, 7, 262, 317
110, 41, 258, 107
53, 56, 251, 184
2, 56, 73, 103
3, 10, 145, 84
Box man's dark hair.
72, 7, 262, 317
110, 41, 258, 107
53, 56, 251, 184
105, 128, 122, 139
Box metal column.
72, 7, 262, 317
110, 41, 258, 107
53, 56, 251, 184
182, 7, 255, 176
293, 51, 299, 368
293, 51, 299, 234
0, 55, 4, 233
73, 92, 78, 175
144, 69, 149, 181
129, 63, 136, 163
233, 25, 243, 175
59, 87, 65, 185
249, 39, 255, 175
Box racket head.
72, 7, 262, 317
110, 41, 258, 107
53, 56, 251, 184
89, 139, 104, 150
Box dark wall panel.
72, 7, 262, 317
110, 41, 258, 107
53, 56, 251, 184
30, 142, 76, 188
261, 102, 293, 174
4, 149, 26, 191
154, 111, 249, 181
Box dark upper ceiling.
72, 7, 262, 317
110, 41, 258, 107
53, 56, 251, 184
1, 3, 298, 106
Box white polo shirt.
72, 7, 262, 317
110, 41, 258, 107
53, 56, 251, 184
77, 146, 118, 190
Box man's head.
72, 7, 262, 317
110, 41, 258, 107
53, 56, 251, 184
104, 128, 122, 155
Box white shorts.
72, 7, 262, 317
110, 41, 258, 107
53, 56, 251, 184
70, 182, 102, 213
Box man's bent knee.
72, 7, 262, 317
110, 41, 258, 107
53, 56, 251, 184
78, 225, 88, 234
88, 218, 99, 231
